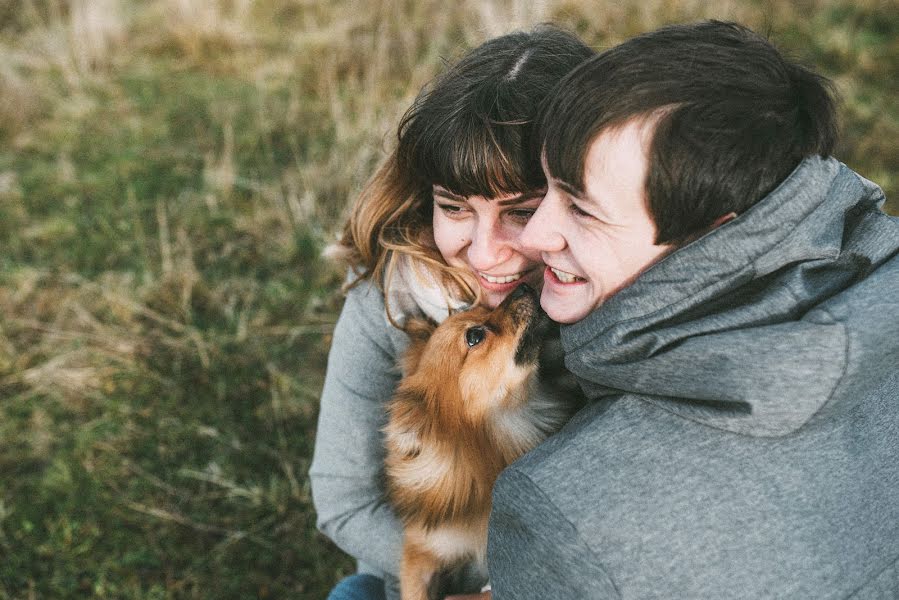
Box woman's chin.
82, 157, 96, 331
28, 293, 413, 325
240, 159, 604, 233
477, 269, 543, 308
481, 288, 512, 309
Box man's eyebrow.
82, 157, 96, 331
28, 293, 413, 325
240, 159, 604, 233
553, 179, 586, 200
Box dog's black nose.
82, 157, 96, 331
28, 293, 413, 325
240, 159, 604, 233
509, 283, 534, 300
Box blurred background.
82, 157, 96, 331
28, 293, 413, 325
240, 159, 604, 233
0, 0, 895, 597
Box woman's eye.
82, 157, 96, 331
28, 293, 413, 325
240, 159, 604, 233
465, 326, 486, 348
438, 203, 467, 218
507, 209, 536, 223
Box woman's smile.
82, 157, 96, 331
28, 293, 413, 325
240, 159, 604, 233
432, 188, 545, 308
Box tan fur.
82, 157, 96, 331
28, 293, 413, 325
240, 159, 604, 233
384, 289, 580, 600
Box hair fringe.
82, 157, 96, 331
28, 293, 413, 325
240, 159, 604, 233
332, 150, 481, 329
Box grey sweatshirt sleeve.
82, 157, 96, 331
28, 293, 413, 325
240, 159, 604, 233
309, 280, 406, 577
488, 467, 620, 600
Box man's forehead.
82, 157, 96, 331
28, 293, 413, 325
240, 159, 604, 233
584, 119, 655, 178
542, 115, 658, 196
540, 151, 585, 198
548, 177, 585, 200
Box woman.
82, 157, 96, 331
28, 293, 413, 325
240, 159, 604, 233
309, 26, 594, 600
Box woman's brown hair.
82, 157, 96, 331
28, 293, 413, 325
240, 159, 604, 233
336, 25, 594, 317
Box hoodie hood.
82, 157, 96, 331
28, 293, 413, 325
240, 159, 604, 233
385, 254, 469, 325
561, 157, 899, 436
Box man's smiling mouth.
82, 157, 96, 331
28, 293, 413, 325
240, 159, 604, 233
549, 266, 586, 283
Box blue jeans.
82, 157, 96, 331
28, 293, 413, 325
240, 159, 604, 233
326, 574, 386, 600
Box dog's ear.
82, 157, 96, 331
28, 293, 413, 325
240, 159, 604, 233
400, 316, 437, 376
384, 389, 425, 458
403, 316, 437, 345
447, 303, 471, 317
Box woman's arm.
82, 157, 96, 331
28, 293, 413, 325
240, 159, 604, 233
309, 279, 408, 576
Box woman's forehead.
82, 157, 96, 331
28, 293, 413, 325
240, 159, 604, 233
432, 185, 544, 203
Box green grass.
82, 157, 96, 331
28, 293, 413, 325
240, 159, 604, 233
0, 1, 896, 598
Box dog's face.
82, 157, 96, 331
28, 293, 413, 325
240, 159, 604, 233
386, 284, 567, 535
401, 284, 550, 425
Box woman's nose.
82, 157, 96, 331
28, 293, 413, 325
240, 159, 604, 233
466, 219, 511, 270
520, 191, 566, 253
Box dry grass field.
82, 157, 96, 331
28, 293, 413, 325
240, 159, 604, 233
0, 0, 895, 598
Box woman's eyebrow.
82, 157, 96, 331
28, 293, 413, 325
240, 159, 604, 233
432, 188, 466, 201
497, 190, 546, 206
432, 188, 545, 205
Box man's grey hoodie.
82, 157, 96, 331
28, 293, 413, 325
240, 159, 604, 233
488, 157, 899, 599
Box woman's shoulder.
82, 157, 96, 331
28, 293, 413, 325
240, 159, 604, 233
337, 270, 410, 359
340, 269, 392, 327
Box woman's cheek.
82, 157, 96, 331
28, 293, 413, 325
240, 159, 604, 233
432, 215, 468, 264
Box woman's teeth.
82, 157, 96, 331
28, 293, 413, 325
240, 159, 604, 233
479, 271, 523, 284
550, 267, 584, 283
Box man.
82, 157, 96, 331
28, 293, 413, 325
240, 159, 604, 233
487, 21, 899, 599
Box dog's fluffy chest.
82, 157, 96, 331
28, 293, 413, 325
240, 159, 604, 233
386, 378, 572, 531
489, 380, 572, 460
411, 520, 488, 564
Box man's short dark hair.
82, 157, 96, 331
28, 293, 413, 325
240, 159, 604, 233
537, 21, 839, 245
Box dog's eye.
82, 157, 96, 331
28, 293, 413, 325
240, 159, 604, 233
465, 326, 486, 348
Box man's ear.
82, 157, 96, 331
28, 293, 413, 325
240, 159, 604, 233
711, 212, 737, 229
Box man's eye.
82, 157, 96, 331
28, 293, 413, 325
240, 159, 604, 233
568, 200, 592, 218
465, 326, 486, 348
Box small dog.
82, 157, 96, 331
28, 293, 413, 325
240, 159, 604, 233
384, 284, 582, 600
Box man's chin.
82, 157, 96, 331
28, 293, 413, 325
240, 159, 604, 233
540, 295, 590, 325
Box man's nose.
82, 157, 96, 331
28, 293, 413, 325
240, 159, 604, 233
520, 190, 566, 253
